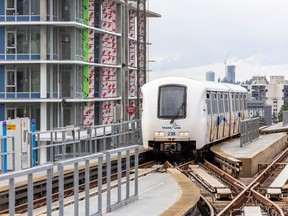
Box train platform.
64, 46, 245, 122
260, 122, 288, 134
211, 133, 288, 177
47, 168, 200, 216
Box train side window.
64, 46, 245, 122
240, 95, 244, 110
212, 93, 218, 114
244, 95, 247, 109
224, 93, 228, 112
232, 94, 236, 111
235, 94, 240, 111
206, 92, 211, 114
218, 93, 223, 113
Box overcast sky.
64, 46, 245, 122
147, 0, 288, 82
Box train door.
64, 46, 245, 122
223, 93, 230, 137
239, 94, 243, 130
206, 92, 213, 143
217, 92, 224, 140
230, 93, 236, 135
243, 94, 248, 120
211, 92, 219, 141
235, 94, 241, 132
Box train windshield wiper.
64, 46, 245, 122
170, 102, 185, 124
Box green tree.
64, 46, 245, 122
278, 101, 288, 122
272, 112, 278, 123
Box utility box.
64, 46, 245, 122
0, 118, 31, 171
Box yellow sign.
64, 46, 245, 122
7, 124, 16, 130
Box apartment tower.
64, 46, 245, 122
0, 0, 160, 131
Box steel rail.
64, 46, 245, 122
217, 148, 288, 216
198, 195, 215, 216
204, 160, 246, 190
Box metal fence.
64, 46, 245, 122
0, 164, 53, 216
0, 145, 139, 216
106, 146, 139, 212
240, 118, 260, 147
0, 135, 15, 174
58, 152, 104, 216
283, 110, 288, 126
28, 120, 142, 167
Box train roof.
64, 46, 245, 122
144, 77, 247, 93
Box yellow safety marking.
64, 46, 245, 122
160, 168, 200, 216
7, 124, 16, 130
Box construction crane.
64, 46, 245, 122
224, 49, 230, 79
224, 50, 230, 71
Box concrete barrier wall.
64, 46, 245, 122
283, 110, 288, 126
240, 134, 288, 177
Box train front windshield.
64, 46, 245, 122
158, 85, 186, 119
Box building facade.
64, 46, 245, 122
206, 71, 215, 82
284, 85, 288, 102
0, 0, 159, 130
242, 75, 288, 124
266, 76, 286, 118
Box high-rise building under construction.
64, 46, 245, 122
0, 0, 160, 130
206, 71, 215, 82
226, 65, 236, 83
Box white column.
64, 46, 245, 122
40, 102, 47, 164
40, 64, 48, 164
40, 43, 48, 164
40, 0, 47, 21
40, 0, 48, 164
40, 64, 47, 98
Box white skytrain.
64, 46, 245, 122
141, 77, 248, 159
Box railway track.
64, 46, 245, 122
217, 147, 288, 215
2, 144, 288, 215
176, 149, 288, 216
0, 150, 152, 215
181, 160, 244, 214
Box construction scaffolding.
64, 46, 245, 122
136, 0, 147, 119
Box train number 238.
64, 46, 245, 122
168, 132, 176, 136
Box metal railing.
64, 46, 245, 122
283, 110, 288, 126
106, 146, 139, 212
58, 152, 104, 216
0, 164, 53, 216
28, 120, 142, 167
240, 118, 260, 147
0, 145, 140, 216
0, 135, 15, 174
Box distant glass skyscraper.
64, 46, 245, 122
226, 65, 236, 83
206, 71, 215, 81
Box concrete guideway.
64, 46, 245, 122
260, 121, 288, 134
211, 133, 288, 177
217, 148, 288, 216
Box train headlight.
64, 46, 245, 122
154, 131, 165, 136
179, 131, 189, 136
